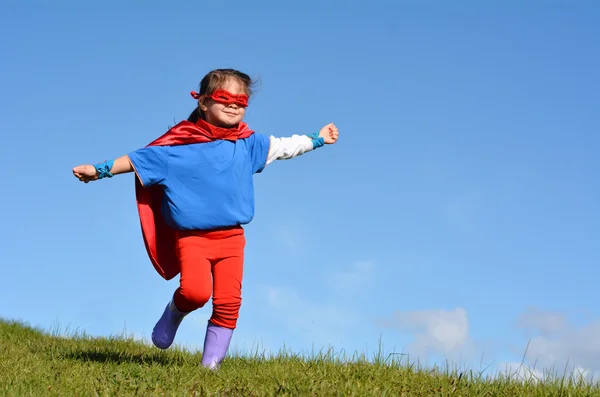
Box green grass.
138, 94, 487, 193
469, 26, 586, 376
1, 318, 599, 396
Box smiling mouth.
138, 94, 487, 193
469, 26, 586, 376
223, 112, 237, 116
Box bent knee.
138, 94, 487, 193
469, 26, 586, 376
179, 288, 212, 308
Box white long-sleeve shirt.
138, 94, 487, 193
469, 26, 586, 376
266, 134, 316, 166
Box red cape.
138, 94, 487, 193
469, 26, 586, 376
135, 119, 254, 280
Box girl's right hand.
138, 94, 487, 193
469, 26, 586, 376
72, 165, 98, 183
319, 123, 339, 144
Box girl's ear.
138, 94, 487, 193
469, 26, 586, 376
199, 98, 208, 112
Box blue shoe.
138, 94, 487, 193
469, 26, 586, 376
151, 300, 187, 349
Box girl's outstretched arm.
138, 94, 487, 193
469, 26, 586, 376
266, 123, 339, 165
72, 155, 134, 183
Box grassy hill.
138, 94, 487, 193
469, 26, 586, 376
1, 318, 599, 396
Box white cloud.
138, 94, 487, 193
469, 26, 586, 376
372, 306, 600, 381
377, 308, 476, 362
514, 307, 600, 380
497, 361, 591, 384
516, 307, 569, 336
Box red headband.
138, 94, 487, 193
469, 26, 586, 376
190, 89, 249, 108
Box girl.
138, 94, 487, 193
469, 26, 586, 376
72, 68, 339, 369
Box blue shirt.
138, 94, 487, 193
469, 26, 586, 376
127, 133, 271, 231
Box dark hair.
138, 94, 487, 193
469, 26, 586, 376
187, 69, 257, 123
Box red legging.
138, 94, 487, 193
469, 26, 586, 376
172, 226, 245, 330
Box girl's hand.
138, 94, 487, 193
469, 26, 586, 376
319, 123, 339, 144
73, 165, 98, 183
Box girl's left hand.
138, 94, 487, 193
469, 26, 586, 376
319, 123, 339, 144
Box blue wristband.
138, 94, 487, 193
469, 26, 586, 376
312, 137, 325, 149
94, 159, 114, 179
307, 132, 325, 149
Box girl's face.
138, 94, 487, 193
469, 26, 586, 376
201, 79, 247, 128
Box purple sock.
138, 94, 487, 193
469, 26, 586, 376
201, 321, 234, 370
151, 300, 187, 349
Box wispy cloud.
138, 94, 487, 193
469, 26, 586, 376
513, 307, 600, 379
497, 361, 591, 384
374, 305, 600, 379
516, 306, 569, 336
376, 307, 478, 362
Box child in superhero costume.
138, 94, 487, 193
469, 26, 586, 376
72, 69, 339, 369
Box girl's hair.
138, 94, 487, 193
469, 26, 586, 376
187, 69, 257, 123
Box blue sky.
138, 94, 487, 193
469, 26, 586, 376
1, 0, 599, 379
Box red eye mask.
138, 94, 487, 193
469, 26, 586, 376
190, 89, 249, 108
